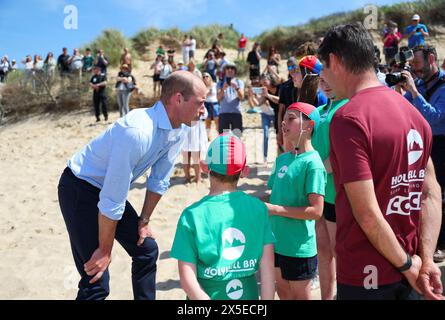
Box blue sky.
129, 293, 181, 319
1, 0, 412, 62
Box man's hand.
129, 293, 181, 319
84, 248, 112, 284
401, 70, 419, 97
222, 82, 229, 91
401, 254, 423, 294
417, 259, 444, 300
137, 222, 155, 246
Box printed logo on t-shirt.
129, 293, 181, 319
222, 228, 246, 260
386, 129, 426, 216
226, 279, 243, 300
277, 166, 288, 179
407, 129, 424, 166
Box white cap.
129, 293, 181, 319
412, 14, 420, 20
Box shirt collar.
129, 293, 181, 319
154, 101, 173, 130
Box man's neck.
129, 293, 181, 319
423, 66, 440, 85
343, 70, 382, 99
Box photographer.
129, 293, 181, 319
402, 45, 445, 263
217, 62, 244, 136
403, 14, 429, 49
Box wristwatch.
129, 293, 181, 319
396, 252, 412, 272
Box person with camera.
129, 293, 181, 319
401, 45, 445, 263
217, 62, 244, 136
247, 42, 261, 81
403, 14, 429, 49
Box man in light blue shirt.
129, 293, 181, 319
58, 71, 207, 300
403, 14, 429, 49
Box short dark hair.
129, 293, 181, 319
318, 23, 375, 74
295, 42, 318, 58
209, 171, 241, 184
160, 72, 197, 103
413, 44, 438, 62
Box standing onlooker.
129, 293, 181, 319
57, 47, 71, 85
217, 52, 228, 81
44, 52, 57, 87
0, 56, 10, 83
187, 60, 202, 79
401, 45, 445, 264
212, 33, 224, 58
90, 65, 108, 122
181, 35, 191, 66
247, 42, 261, 81
181, 106, 208, 186
95, 49, 109, 75
318, 23, 442, 300
404, 14, 429, 49
159, 58, 173, 87
167, 48, 176, 71
33, 55, 45, 91
156, 45, 165, 57
238, 33, 248, 60
120, 48, 132, 71
266, 47, 281, 74
189, 36, 196, 60
115, 64, 136, 118
383, 21, 402, 64
203, 72, 219, 140
69, 49, 83, 87
82, 48, 94, 73
217, 63, 245, 136
203, 51, 218, 82
10, 59, 17, 72
150, 55, 163, 97
22, 55, 34, 89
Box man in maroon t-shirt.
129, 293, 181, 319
318, 23, 443, 300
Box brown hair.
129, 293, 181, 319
160, 72, 197, 103
210, 171, 241, 184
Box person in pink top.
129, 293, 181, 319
238, 33, 248, 60
318, 23, 443, 300
383, 21, 402, 64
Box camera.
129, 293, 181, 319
416, 27, 422, 32
226, 77, 233, 85
385, 48, 414, 87
252, 87, 263, 95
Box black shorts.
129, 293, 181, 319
153, 74, 160, 82
274, 253, 318, 281
218, 113, 243, 136
160, 78, 166, 85
324, 202, 336, 223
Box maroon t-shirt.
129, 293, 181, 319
330, 85, 432, 286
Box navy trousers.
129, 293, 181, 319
58, 167, 158, 300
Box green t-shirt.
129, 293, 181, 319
170, 191, 275, 300
82, 56, 94, 70
312, 99, 349, 204
267, 150, 326, 258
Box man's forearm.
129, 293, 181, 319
345, 181, 409, 268
98, 212, 118, 254
140, 190, 163, 221
419, 158, 442, 261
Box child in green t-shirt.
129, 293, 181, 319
171, 133, 276, 300
265, 102, 327, 300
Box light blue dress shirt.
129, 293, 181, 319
405, 70, 445, 136
68, 101, 188, 220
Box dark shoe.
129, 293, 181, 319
104, 116, 108, 122
96, 117, 100, 122
433, 250, 445, 263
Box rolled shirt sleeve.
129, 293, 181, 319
98, 127, 145, 221
147, 133, 185, 195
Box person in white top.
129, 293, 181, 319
181, 35, 191, 66
189, 36, 197, 60
203, 72, 220, 140
182, 105, 208, 185
21, 55, 34, 90
159, 58, 173, 86
150, 55, 163, 96
187, 59, 202, 79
